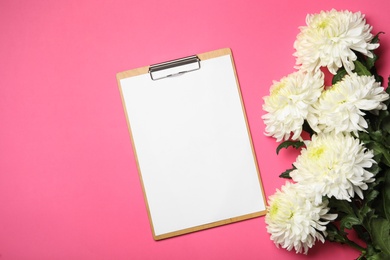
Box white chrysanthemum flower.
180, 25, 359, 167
290, 132, 375, 204
294, 9, 379, 74
265, 182, 337, 254
262, 71, 324, 142
307, 73, 389, 134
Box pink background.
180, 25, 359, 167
1, 1, 389, 259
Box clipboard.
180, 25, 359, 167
117, 48, 266, 240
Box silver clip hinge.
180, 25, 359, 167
148, 55, 201, 81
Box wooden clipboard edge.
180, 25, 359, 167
115, 48, 232, 80
116, 48, 267, 241
116, 66, 158, 239
154, 209, 267, 240
116, 65, 149, 80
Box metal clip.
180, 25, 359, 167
148, 55, 201, 80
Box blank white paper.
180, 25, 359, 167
120, 53, 265, 237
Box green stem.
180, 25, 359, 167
344, 238, 365, 252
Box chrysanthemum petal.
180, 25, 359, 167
262, 71, 324, 141
294, 9, 379, 74
290, 132, 375, 202
265, 182, 336, 254
307, 74, 389, 134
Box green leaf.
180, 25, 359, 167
370, 131, 383, 142
341, 215, 361, 230
388, 76, 390, 88
332, 67, 347, 84
366, 253, 387, 260
359, 202, 374, 221
378, 146, 390, 167
371, 32, 384, 44
354, 224, 372, 245
361, 244, 384, 260
368, 163, 380, 176
366, 53, 378, 70
326, 223, 348, 243
328, 198, 355, 215
380, 115, 390, 134
364, 32, 383, 74
364, 141, 383, 163
366, 140, 390, 167
375, 110, 390, 131
279, 166, 294, 179
366, 190, 380, 204
370, 218, 390, 256
383, 171, 390, 221
359, 131, 371, 144
276, 140, 305, 155
354, 60, 372, 76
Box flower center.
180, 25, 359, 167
269, 201, 279, 219
270, 82, 285, 97
317, 19, 329, 29
328, 82, 347, 103
308, 145, 325, 159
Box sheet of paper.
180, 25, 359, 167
120, 54, 265, 237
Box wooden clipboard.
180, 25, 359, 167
117, 48, 266, 240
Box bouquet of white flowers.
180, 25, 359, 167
262, 9, 390, 259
